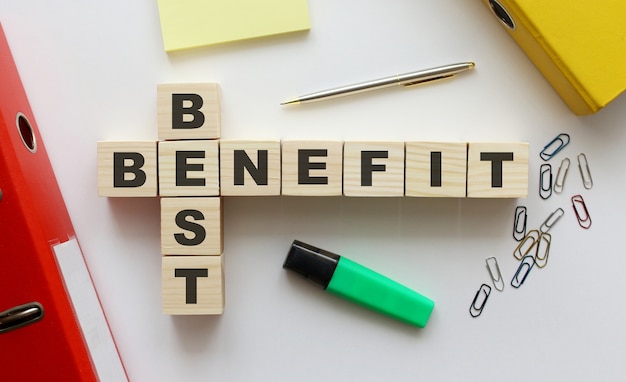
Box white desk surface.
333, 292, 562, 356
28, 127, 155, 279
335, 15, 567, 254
2, 1, 626, 381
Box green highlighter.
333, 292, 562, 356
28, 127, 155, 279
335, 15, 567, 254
283, 240, 434, 328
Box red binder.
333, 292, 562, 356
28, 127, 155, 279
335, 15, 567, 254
0, 24, 128, 380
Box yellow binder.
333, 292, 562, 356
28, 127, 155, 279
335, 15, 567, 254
484, 0, 626, 115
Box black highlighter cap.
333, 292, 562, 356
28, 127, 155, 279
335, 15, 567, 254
283, 240, 340, 289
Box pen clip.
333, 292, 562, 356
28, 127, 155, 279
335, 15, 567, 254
401, 74, 456, 88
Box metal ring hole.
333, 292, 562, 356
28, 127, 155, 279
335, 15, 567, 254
16, 112, 37, 153
489, 0, 516, 30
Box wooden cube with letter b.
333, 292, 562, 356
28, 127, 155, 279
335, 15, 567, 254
466, 142, 528, 198
97, 141, 158, 197
157, 83, 221, 140
162, 255, 224, 315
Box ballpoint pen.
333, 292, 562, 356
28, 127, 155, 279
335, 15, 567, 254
281, 61, 475, 105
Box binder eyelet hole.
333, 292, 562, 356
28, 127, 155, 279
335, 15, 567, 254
16, 113, 37, 153
489, 0, 515, 30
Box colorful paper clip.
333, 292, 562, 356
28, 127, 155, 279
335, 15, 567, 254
540, 133, 570, 161
534, 233, 551, 268
577, 153, 593, 190
539, 208, 564, 234
513, 206, 527, 242
469, 284, 491, 318
539, 163, 553, 199
513, 229, 540, 260
553, 157, 570, 194
571, 194, 592, 229
486, 257, 504, 291
511, 255, 535, 288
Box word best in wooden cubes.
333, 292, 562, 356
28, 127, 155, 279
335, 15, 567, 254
220, 140, 281, 196
162, 255, 224, 315
97, 141, 158, 197
158, 140, 220, 197
405, 142, 468, 197
157, 83, 221, 140
466, 142, 528, 198
343, 141, 404, 196
281, 140, 343, 196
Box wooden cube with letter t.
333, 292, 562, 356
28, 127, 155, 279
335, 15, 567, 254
162, 255, 224, 315
157, 83, 221, 140
466, 142, 528, 198
161, 197, 223, 255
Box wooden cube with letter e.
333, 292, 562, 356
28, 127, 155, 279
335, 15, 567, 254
282, 140, 343, 196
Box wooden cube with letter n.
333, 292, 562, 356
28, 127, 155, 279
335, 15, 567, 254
162, 255, 224, 315
97, 141, 158, 197
466, 142, 528, 198
220, 140, 281, 195
161, 197, 223, 255
157, 83, 221, 140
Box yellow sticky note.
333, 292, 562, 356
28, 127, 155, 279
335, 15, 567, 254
157, 0, 310, 52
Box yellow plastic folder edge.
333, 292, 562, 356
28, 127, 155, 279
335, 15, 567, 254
156, 0, 311, 52
483, 0, 626, 115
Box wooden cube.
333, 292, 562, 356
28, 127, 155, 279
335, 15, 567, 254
281, 141, 343, 196
220, 140, 281, 196
467, 142, 529, 198
161, 197, 223, 255
157, 83, 221, 140
97, 141, 158, 197
162, 255, 224, 315
405, 142, 467, 197
158, 140, 219, 197
343, 141, 404, 196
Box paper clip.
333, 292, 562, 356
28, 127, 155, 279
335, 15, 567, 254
577, 153, 593, 190
469, 284, 491, 318
539, 207, 564, 234
511, 255, 535, 288
534, 233, 551, 268
513, 229, 540, 260
571, 194, 591, 229
539, 163, 552, 199
553, 157, 570, 194
540, 133, 570, 161
486, 257, 504, 291
513, 206, 527, 241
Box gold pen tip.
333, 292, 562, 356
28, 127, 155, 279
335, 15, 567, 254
468, 62, 476, 69
280, 99, 301, 106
